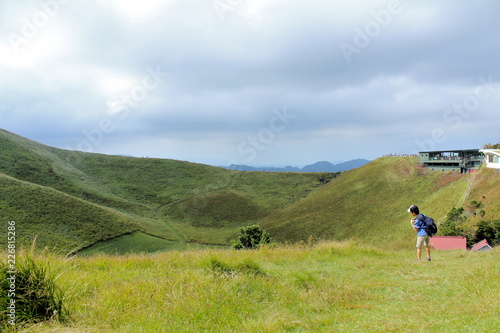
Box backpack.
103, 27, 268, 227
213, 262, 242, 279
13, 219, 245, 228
420, 215, 438, 237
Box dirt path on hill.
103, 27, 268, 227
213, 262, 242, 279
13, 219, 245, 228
460, 172, 478, 206
154, 203, 187, 248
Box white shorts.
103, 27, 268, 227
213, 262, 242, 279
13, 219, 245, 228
416, 235, 431, 249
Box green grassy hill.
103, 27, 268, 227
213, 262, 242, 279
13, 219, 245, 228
1, 129, 498, 253
0, 129, 321, 253
261, 157, 481, 249
0, 173, 168, 251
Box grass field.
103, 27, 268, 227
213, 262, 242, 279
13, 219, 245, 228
5, 241, 499, 332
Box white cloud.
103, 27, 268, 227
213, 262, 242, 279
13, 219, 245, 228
95, 0, 181, 24
1, 0, 499, 165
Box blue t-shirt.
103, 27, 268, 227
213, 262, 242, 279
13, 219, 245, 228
414, 214, 428, 237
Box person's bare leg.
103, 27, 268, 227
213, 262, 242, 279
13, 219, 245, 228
417, 248, 422, 261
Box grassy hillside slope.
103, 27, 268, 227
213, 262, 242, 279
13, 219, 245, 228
0, 173, 173, 251
261, 157, 481, 249
466, 167, 500, 217
0, 129, 321, 253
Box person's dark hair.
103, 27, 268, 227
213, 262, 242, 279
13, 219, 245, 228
408, 205, 419, 214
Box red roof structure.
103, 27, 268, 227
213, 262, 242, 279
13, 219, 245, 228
470, 239, 493, 252
430, 236, 467, 250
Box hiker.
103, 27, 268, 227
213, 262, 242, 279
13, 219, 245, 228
408, 205, 432, 262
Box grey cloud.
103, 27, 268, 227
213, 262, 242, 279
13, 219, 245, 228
1, 0, 499, 165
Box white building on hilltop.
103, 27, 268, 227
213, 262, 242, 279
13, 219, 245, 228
480, 149, 500, 170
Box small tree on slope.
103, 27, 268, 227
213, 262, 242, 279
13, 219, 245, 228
232, 225, 271, 249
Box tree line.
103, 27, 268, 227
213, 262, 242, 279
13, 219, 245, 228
440, 201, 500, 247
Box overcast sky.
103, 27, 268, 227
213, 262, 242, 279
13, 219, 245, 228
1, 0, 499, 166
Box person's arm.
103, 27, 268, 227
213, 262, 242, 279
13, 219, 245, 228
411, 218, 419, 232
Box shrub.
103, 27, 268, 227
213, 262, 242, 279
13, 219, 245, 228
317, 172, 340, 185
0, 246, 68, 325
473, 219, 500, 247
442, 204, 500, 247
232, 225, 271, 250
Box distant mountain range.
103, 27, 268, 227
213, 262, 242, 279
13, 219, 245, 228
223, 159, 371, 172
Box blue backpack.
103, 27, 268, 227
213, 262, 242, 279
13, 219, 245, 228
419, 215, 438, 237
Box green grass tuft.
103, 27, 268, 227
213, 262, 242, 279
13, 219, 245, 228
207, 257, 268, 278
1, 244, 69, 326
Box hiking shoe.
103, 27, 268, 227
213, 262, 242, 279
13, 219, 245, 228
426, 257, 431, 261
416, 259, 421, 262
